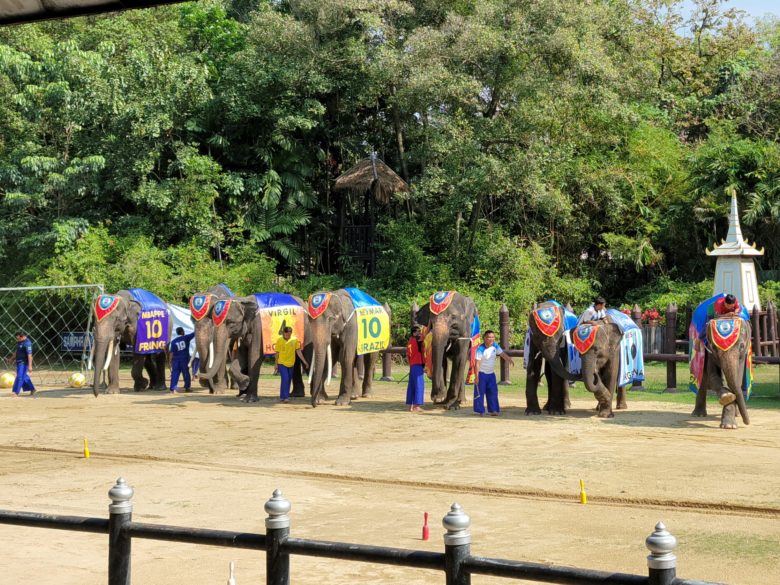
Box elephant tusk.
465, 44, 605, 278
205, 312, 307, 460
87, 341, 95, 371
308, 350, 316, 385
208, 341, 214, 370
326, 344, 333, 387
103, 338, 114, 372
115, 342, 119, 356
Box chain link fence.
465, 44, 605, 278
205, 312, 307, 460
0, 284, 104, 385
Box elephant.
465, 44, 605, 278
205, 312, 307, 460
191, 285, 235, 394
196, 294, 310, 402
691, 316, 751, 429
576, 317, 626, 418
91, 290, 173, 396
415, 292, 478, 410
525, 301, 574, 415
307, 289, 381, 407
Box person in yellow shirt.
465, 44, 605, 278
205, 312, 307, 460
273, 326, 308, 403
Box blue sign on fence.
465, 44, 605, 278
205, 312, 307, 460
60, 331, 92, 353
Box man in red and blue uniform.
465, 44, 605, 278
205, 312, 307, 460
12, 332, 36, 396
714, 293, 741, 316
405, 326, 425, 412
169, 327, 195, 393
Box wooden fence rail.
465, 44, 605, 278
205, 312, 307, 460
377, 301, 780, 392
0, 478, 728, 585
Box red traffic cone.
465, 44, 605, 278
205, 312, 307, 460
422, 512, 429, 541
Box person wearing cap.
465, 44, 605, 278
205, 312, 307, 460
273, 326, 308, 403
714, 293, 741, 316
405, 325, 425, 412
579, 296, 607, 326
168, 326, 195, 393
11, 332, 35, 396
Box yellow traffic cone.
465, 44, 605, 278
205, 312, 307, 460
83, 437, 90, 459
579, 479, 587, 504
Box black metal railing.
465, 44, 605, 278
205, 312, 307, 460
0, 478, 728, 585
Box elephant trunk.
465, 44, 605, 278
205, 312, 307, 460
581, 353, 608, 402
200, 328, 228, 382
431, 318, 449, 400
720, 351, 750, 425
92, 336, 113, 397
308, 328, 331, 405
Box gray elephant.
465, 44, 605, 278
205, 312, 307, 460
575, 318, 626, 418
415, 291, 479, 410
691, 316, 751, 429
91, 289, 173, 396
307, 289, 385, 407
195, 293, 310, 402
190, 284, 234, 394
525, 301, 576, 415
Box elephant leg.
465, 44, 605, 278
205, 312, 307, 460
597, 359, 618, 418
692, 355, 715, 417
615, 384, 628, 410
720, 402, 738, 429
143, 355, 156, 388
525, 349, 543, 415
361, 353, 377, 397
154, 352, 167, 390
337, 353, 354, 406
445, 340, 470, 410
242, 356, 262, 403
350, 362, 360, 400
131, 355, 149, 392
291, 357, 305, 397
106, 346, 121, 394
545, 365, 567, 415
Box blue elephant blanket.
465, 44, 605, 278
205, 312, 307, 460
128, 288, 170, 354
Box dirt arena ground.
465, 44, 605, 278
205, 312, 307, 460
2, 368, 779, 585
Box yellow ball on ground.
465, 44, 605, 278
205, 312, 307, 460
69, 372, 86, 388
0, 372, 14, 389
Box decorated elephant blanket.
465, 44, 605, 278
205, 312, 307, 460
255, 293, 306, 356
565, 309, 644, 387
344, 288, 390, 355
128, 288, 170, 354
688, 295, 753, 398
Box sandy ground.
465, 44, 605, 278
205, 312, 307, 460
1, 369, 779, 585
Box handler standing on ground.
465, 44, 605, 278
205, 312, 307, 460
273, 326, 308, 403
11, 332, 35, 396
405, 326, 425, 412
473, 330, 513, 416
169, 327, 195, 393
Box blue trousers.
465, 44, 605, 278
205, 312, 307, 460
279, 364, 293, 400
12, 361, 35, 395
406, 364, 425, 406
170, 358, 191, 391
473, 372, 499, 414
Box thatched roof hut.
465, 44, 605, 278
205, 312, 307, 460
333, 155, 409, 205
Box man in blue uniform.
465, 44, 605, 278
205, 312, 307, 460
168, 327, 195, 393
12, 332, 36, 396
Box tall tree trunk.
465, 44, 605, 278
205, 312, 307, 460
466, 193, 485, 256
390, 86, 409, 183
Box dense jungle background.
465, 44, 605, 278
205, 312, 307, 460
2, 0, 780, 336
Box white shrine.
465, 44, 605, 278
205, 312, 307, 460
706, 194, 764, 311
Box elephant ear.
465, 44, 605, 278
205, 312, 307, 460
415, 304, 431, 328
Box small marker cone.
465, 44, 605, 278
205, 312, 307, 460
227, 561, 236, 585
422, 512, 429, 541
83, 437, 90, 459
579, 479, 587, 504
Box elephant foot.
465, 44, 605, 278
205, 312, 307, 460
213, 388, 227, 396
691, 407, 708, 417
720, 405, 738, 429
361, 391, 373, 398
350, 394, 358, 400
106, 387, 121, 395
525, 406, 542, 415
445, 399, 461, 410
564, 398, 572, 409
335, 394, 351, 406
597, 409, 615, 419
615, 402, 628, 410
242, 394, 259, 403
547, 408, 566, 416
290, 391, 305, 398
431, 393, 446, 404
153, 385, 166, 392
719, 392, 736, 406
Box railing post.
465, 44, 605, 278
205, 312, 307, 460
664, 304, 677, 392
631, 305, 643, 390
108, 477, 133, 585
646, 521, 677, 585
751, 306, 761, 358
499, 304, 510, 385
443, 503, 471, 585
265, 489, 291, 585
